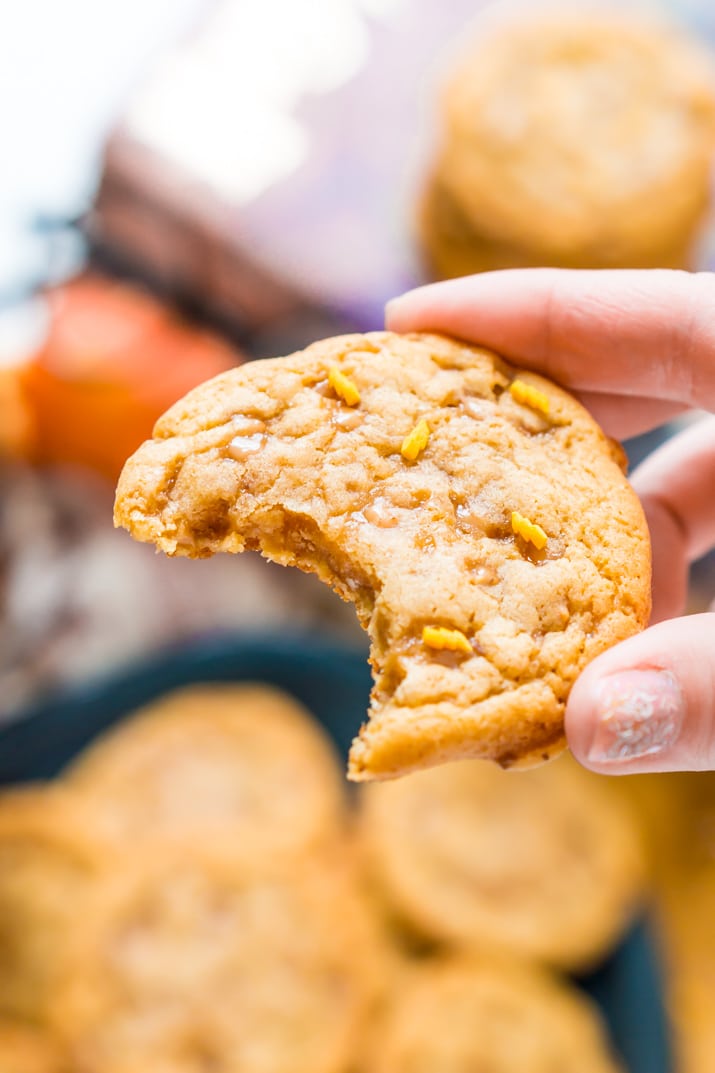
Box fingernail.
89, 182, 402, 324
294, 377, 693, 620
588, 669, 683, 763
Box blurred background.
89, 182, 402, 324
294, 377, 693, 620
3, 0, 715, 716
3, 1, 715, 1070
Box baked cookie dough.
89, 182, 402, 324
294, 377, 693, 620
423, 9, 715, 273
359, 755, 645, 970
366, 955, 622, 1073
67, 683, 346, 853
114, 332, 651, 779
0, 787, 107, 1021
0, 1021, 65, 1073
51, 850, 378, 1073
419, 175, 696, 280
656, 863, 715, 1073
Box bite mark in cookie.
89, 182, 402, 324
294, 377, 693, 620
114, 331, 651, 780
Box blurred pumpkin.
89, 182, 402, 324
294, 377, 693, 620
18, 275, 241, 481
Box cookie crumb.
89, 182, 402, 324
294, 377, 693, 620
511, 511, 548, 550
401, 418, 430, 461
328, 367, 360, 406
509, 380, 550, 416
422, 625, 473, 655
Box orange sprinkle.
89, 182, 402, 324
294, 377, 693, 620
509, 379, 550, 416
328, 366, 360, 406
401, 418, 430, 461
511, 511, 548, 550
422, 625, 473, 656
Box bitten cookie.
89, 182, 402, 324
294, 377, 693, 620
0, 788, 107, 1021
359, 755, 645, 971
365, 955, 622, 1073
422, 8, 715, 274
114, 331, 651, 779
67, 683, 346, 854
50, 850, 378, 1073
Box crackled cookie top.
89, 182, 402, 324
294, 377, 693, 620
0, 788, 107, 1020
359, 756, 645, 970
440, 10, 715, 259
51, 851, 377, 1073
115, 331, 650, 779
368, 956, 622, 1073
67, 684, 346, 853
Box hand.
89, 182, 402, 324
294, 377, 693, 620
386, 268, 715, 774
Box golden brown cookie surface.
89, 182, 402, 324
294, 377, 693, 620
360, 756, 645, 970
67, 683, 346, 853
419, 176, 696, 280
366, 955, 622, 1073
51, 850, 378, 1073
114, 331, 650, 779
0, 1020, 65, 1073
438, 9, 715, 266
658, 864, 715, 1073
0, 787, 107, 1021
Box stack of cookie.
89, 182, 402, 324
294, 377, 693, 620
614, 771, 715, 1073
357, 756, 644, 1071
0, 681, 647, 1072
420, 9, 715, 278
0, 685, 380, 1073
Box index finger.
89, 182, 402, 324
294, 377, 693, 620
386, 268, 715, 410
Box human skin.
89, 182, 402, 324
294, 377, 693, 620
386, 269, 715, 774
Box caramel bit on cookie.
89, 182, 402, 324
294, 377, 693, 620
422, 625, 473, 656
226, 433, 265, 461
511, 511, 548, 550
401, 418, 430, 462
363, 497, 400, 528
328, 366, 361, 406
509, 379, 550, 416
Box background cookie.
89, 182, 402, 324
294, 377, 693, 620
364, 955, 622, 1073
359, 755, 645, 970
51, 849, 379, 1073
67, 683, 347, 854
0, 1020, 65, 1073
0, 787, 107, 1021
419, 174, 695, 280
627, 780, 715, 1073
114, 331, 651, 779
422, 8, 715, 275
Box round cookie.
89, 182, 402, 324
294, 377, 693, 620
365, 955, 622, 1073
359, 755, 645, 970
51, 849, 380, 1073
435, 9, 715, 269
0, 1021, 65, 1073
0, 787, 107, 1021
67, 683, 346, 853
114, 331, 651, 779
655, 864, 715, 1073
418, 175, 696, 280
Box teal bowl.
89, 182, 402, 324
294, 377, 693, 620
0, 632, 672, 1073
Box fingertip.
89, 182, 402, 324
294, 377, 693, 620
565, 665, 683, 776
384, 281, 447, 331
564, 661, 606, 772
383, 295, 403, 330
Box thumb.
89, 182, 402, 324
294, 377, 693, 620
566, 614, 715, 774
